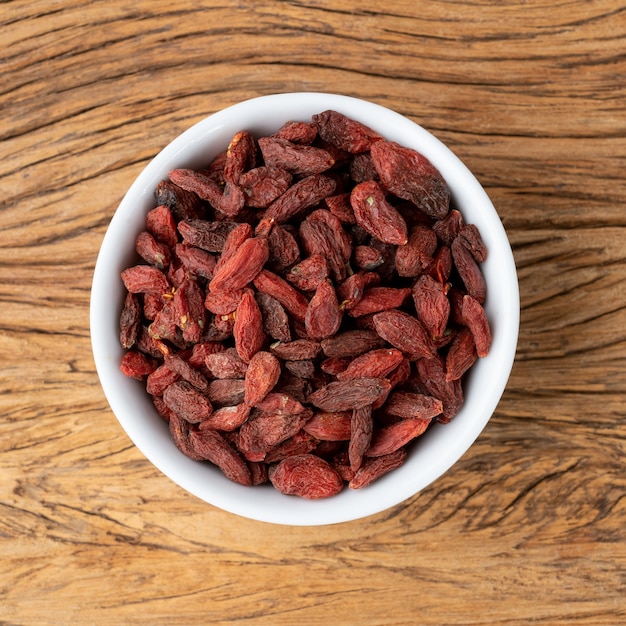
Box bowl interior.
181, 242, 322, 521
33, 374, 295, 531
91, 92, 519, 525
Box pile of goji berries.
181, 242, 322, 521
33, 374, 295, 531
118, 110, 491, 499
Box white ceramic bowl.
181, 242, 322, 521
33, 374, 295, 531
91, 92, 519, 525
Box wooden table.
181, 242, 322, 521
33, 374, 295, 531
2, 1, 625, 623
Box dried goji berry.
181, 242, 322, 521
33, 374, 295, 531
189, 428, 253, 486
286, 254, 329, 292
233, 290, 265, 363
349, 405, 373, 472
370, 140, 450, 220
244, 351, 282, 407
461, 294, 491, 358
269, 454, 343, 499
313, 110, 382, 153
373, 309, 436, 361
209, 236, 269, 293
305, 279, 342, 341
350, 180, 408, 245
163, 380, 213, 423
119, 292, 141, 349
337, 348, 404, 381
258, 136, 335, 176
308, 377, 391, 412
349, 448, 407, 490
303, 411, 352, 441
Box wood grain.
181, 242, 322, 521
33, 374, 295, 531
2, 1, 625, 624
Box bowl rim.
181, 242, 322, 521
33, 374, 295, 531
90, 92, 519, 525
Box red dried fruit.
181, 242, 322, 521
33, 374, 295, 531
253, 270, 309, 322
233, 290, 265, 363
366, 418, 430, 457
239, 166, 293, 208
337, 271, 380, 311
120, 350, 159, 380
148, 301, 178, 342
373, 309, 436, 361
273, 120, 318, 144
175, 243, 216, 279
350, 180, 408, 245
146, 204, 178, 249
214, 223, 253, 274
349, 448, 407, 490
286, 254, 329, 292
383, 391, 443, 420
121, 265, 170, 296
224, 130, 257, 184
263, 430, 318, 463
461, 294, 491, 358
305, 279, 342, 341
136, 231, 171, 269
458, 223, 488, 263
349, 405, 373, 472
248, 460, 269, 485
258, 136, 335, 176
165, 353, 209, 392
238, 411, 309, 462
169, 413, 204, 460
319, 356, 351, 375
324, 192, 356, 225
260, 173, 337, 225
270, 339, 322, 361
320, 330, 386, 358
303, 411, 352, 441
416, 355, 464, 423
370, 140, 450, 220
308, 377, 391, 412
188, 341, 225, 371
209, 236, 269, 293
154, 179, 204, 221
284, 359, 316, 379
204, 288, 245, 315
198, 403, 251, 432
299, 211, 350, 282
120, 292, 141, 349
427, 245, 453, 284
412, 273, 450, 339
395, 224, 438, 278
445, 327, 478, 381
170, 168, 245, 217
266, 225, 301, 273
313, 110, 382, 153
451, 237, 487, 304
142, 293, 164, 320
178, 219, 238, 253
146, 364, 180, 396
163, 380, 213, 423
189, 428, 253, 486
352, 245, 384, 271
172, 276, 206, 344
433, 209, 463, 245
255, 292, 292, 343
254, 392, 308, 415
347, 286, 411, 318
349, 152, 379, 183
244, 351, 282, 406
206, 378, 245, 407
337, 348, 404, 381
269, 454, 343, 499
205, 348, 248, 379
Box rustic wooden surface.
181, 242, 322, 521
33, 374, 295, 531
2, 1, 625, 624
